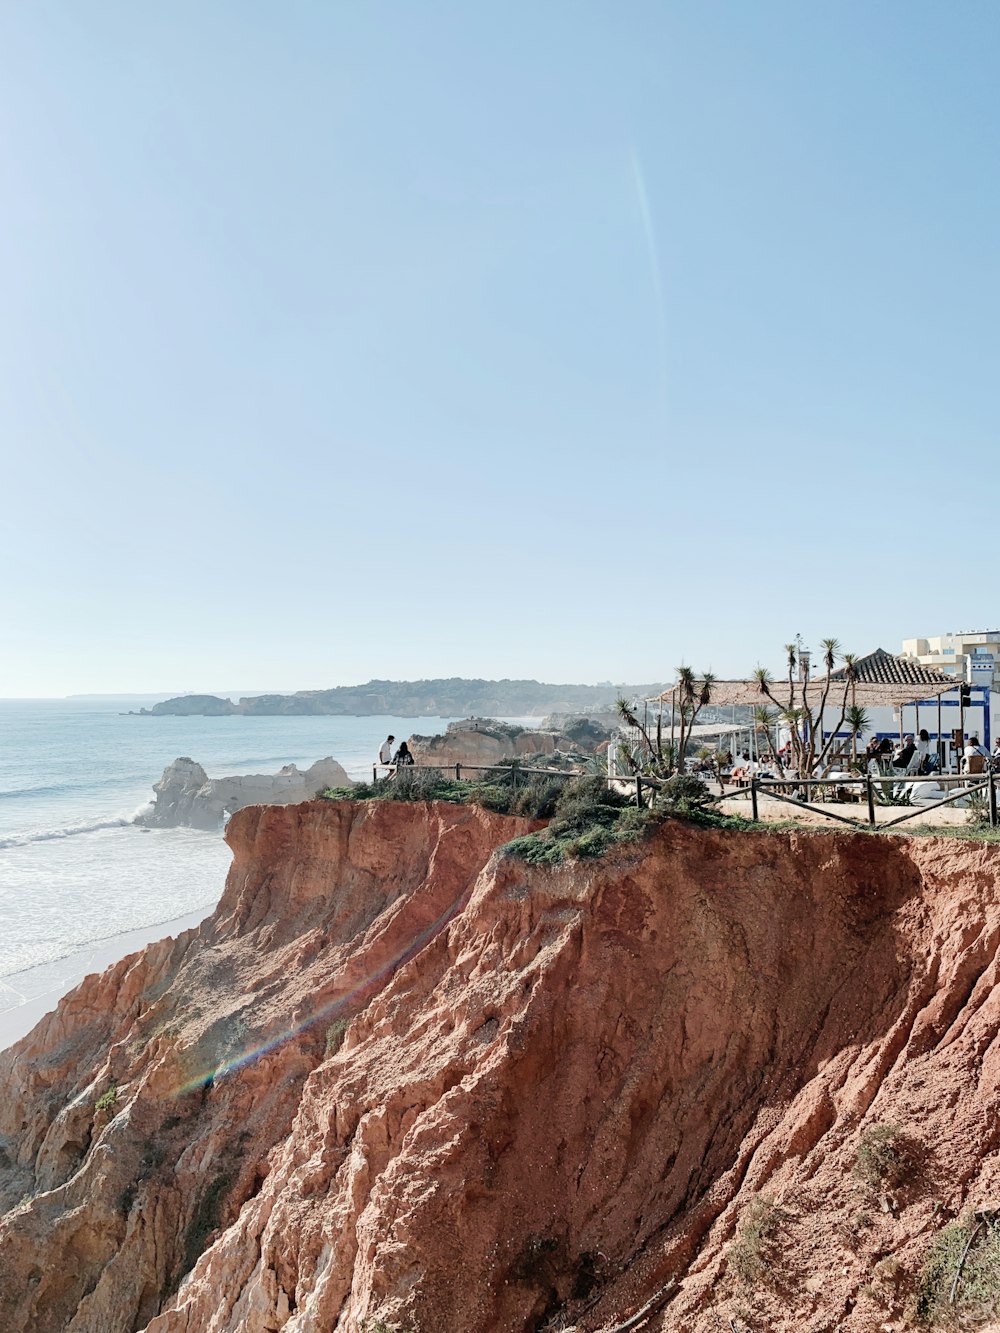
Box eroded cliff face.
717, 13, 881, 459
3, 804, 1000, 1333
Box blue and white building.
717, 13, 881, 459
824, 647, 991, 770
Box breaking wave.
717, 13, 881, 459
0, 805, 153, 851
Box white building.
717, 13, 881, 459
902, 630, 1000, 692
825, 647, 992, 769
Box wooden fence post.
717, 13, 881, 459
750, 778, 758, 822
866, 774, 876, 826
456, 763, 462, 782
990, 769, 997, 828
635, 774, 643, 808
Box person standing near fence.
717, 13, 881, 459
379, 735, 395, 767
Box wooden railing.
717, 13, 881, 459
371, 761, 587, 784
369, 763, 996, 830
730, 772, 998, 829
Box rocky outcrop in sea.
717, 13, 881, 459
135, 756, 352, 829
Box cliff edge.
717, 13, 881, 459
3, 804, 1000, 1332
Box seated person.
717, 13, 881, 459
893, 736, 916, 773
393, 741, 415, 767
866, 736, 894, 771
963, 735, 989, 774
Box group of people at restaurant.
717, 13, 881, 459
865, 731, 932, 776
866, 730, 999, 776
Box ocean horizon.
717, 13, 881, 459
0, 700, 501, 1005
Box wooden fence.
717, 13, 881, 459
371, 763, 995, 830
372, 761, 587, 785
731, 772, 998, 829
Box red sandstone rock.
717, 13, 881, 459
4, 802, 1000, 1332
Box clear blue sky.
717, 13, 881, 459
2, 2, 998, 696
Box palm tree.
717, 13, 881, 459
846, 704, 870, 766
750, 638, 860, 781
617, 669, 716, 778
812, 650, 859, 777
616, 697, 655, 773
616, 697, 641, 732
820, 638, 841, 674
675, 666, 715, 773
675, 666, 696, 768
696, 745, 728, 794
784, 643, 797, 710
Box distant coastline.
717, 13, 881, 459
131, 678, 668, 719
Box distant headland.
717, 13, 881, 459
131, 678, 668, 718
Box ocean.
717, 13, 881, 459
0, 700, 466, 993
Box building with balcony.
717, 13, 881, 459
901, 630, 1000, 691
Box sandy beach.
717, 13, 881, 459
0, 908, 210, 1052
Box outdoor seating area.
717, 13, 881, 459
605, 646, 1000, 833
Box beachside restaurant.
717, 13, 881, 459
649, 649, 987, 776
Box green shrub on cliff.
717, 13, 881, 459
320, 767, 564, 818
324, 774, 468, 803
322, 769, 750, 865
94, 1085, 118, 1113
503, 778, 645, 864
913, 1211, 1000, 1325
854, 1123, 917, 1193
729, 1196, 785, 1286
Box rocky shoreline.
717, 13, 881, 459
136, 756, 352, 830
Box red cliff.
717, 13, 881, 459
2, 801, 1000, 1332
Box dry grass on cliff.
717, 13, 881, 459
728, 1196, 786, 1287
913, 1212, 1000, 1327
854, 1123, 920, 1194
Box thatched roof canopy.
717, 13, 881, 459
649, 649, 961, 710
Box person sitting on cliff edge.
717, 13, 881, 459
379, 735, 395, 769
394, 741, 415, 767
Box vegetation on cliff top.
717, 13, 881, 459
321, 771, 751, 864
323, 766, 564, 818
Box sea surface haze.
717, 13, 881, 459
0, 699, 464, 982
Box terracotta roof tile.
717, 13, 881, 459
827, 647, 957, 688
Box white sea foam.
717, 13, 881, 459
0, 701, 465, 987
0, 814, 135, 850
